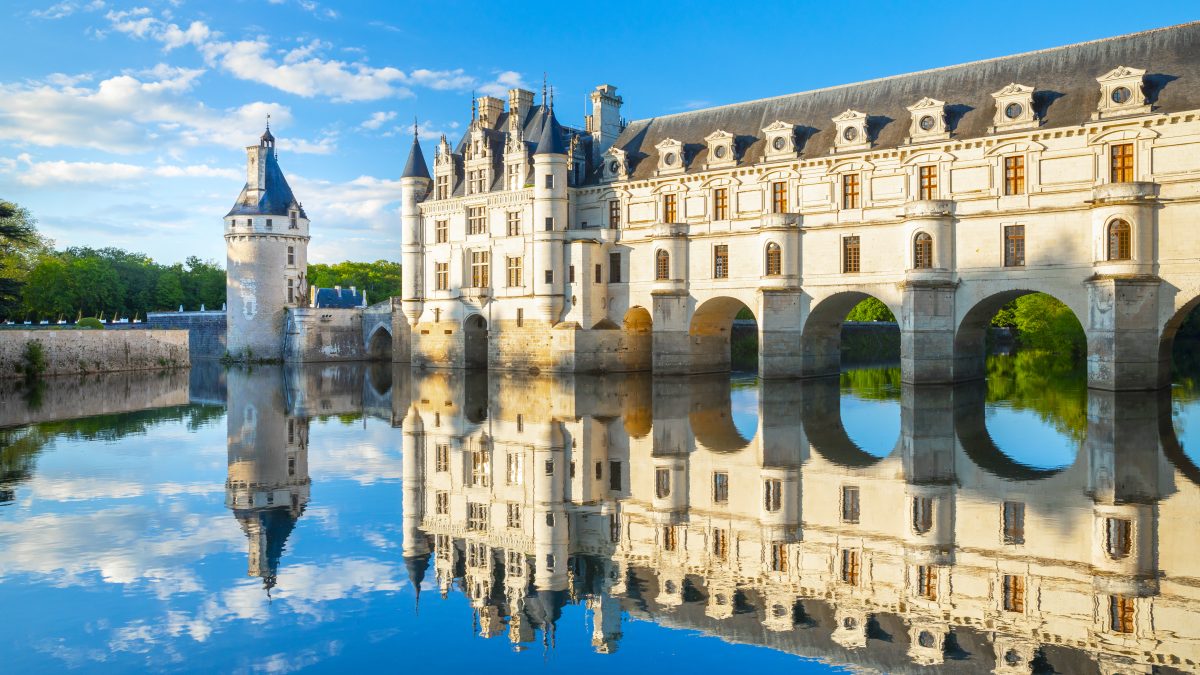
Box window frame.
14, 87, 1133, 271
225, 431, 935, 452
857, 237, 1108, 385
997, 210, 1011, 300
467, 206, 487, 236
655, 249, 670, 281
913, 232, 933, 269
713, 244, 729, 279
765, 242, 782, 276
1107, 219, 1132, 261
842, 235, 861, 274
470, 250, 490, 288
713, 187, 729, 220
1110, 142, 1134, 183
435, 262, 449, 291
506, 256, 523, 287
918, 164, 938, 200
842, 174, 861, 209
663, 193, 678, 223
608, 199, 621, 228
1003, 155, 1026, 196
771, 181, 788, 213
1003, 224, 1026, 267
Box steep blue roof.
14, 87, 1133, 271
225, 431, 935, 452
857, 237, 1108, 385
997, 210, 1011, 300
534, 107, 568, 155
225, 145, 307, 218
401, 134, 431, 179
314, 287, 365, 308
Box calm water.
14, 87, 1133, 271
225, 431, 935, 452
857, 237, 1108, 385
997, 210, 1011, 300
1, 357, 1199, 673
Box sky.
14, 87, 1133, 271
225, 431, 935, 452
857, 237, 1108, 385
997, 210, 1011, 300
1, 1, 1197, 266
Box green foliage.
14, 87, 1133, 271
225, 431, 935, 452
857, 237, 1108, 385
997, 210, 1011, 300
735, 307, 754, 321
984, 352, 1088, 440
18, 340, 47, 381
839, 366, 902, 399
846, 297, 896, 322
76, 317, 103, 329
308, 260, 402, 302
990, 293, 1085, 356
731, 332, 758, 371
0, 200, 48, 319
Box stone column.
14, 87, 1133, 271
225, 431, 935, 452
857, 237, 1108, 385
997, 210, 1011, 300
900, 280, 957, 384
758, 288, 803, 378
650, 288, 691, 375
1086, 275, 1162, 390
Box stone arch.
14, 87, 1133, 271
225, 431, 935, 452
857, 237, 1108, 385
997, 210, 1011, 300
366, 324, 392, 361
953, 381, 1074, 480
800, 376, 898, 467
689, 296, 758, 374
953, 288, 1087, 382
619, 306, 653, 372
1157, 294, 1200, 386
463, 314, 488, 370
800, 290, 900, 377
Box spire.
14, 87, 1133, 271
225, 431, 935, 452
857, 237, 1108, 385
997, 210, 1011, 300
260, 114, 275, 147
401, 121, 431, 180
534, 105, 567, 155
542, 74, 547, 107
549, 86, 555, 111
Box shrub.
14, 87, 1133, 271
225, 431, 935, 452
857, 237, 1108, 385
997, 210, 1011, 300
846, 297, 896, 322
19, 340, 47, 381
76, 317, 104, 329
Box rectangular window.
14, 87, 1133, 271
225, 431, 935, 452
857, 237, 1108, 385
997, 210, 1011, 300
287, 278, 294, 304
507, 163, 521, 190
609, 252, 622, 283
289, 212, 298, 229
843, 236, 861, 273
609, 461, 622, 491
471, 251, 490, 288
287, 246, 295, 266
516, 308, 523, 327
764, 478, 782, 512
506, 451, 523, 485
712, 528, 728, 560
470, 449, 490, 487
662, 525, 677, 552
655, 467, 670, 499
506, 550, 524, 577
469, 170, 485, 194
544, 459, 553, 475
435, 174, 449, 200
917, 565, 938, 600
544, 173, 553, 189
544, 269, 553, 284
466, 502, 488, 531
507, 502, 521, 529
841, 549, 860, 585
919, 165, 938, 200
714, 187, 729, 220
712, 472, 729, 504
435, 262, 449, 291
1002, 574, 1026, 613
842, 485, 860, 523
1004, 155, 1025, 195
467, 207, 486, 235
265, 218, 273, 229
569, 265, 575, 284
771, 181, 788, 213
1002, 501, 1025, 544
435, 490, 449, 515
842, 174, 861, 209
544, 216, 553, 231
609, 200, 621, 228
713, 244, 729, 279
772, 542, 789, 573
435, 444, 449, 472
663, 193, 677, 222
912, 496, 933, 534
506, 256, 522, 287
1111, 143, 1134, 183
435, 219, 448, 244
1004, 225, 1026, 267
506, 211, 521, 236
1106, 518, 1132, 559
594, 264, 602, 284
1110, 595, 1135, 634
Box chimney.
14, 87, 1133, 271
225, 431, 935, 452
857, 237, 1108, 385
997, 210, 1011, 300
478, 96, 504, 128
586, 84, 623, 158
508, 88, 534, 123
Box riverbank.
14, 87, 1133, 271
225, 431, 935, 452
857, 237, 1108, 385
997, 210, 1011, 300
0, 329, 189, 378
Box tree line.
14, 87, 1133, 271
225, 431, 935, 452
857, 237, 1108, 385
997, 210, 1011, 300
0, 200, 401, 323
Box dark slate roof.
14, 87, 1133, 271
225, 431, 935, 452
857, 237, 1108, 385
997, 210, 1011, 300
401, 134, 431, 179
535, 107, 568, 155
234, 506, 301, 590
612, 22, 1200, 180
226, 148, 307, 218
314, 287, 365, 308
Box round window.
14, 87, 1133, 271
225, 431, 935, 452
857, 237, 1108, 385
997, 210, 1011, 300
843, 126, 859, 142
1005, 102, 1024, 119
772, 136, 787, 151
842, 617, 858, 630
1111, 86, 1132, 104
714, 145, 727, 159
1004, 650, 1023, 666
608, 161, 619, 174
664, 152, 676, 166
918, 631, 936, 648
919, 115, 936, 131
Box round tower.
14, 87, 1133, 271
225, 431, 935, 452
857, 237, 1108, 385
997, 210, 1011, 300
400, 125, 432, 326
531, 105, 568, 323
224, 124, 309, 360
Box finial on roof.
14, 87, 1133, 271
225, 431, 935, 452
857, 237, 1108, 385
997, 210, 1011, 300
542, 74, 547, 106
471, 92, 476, 120
550, 86, 555, 111
413, 116, 419, 141
260, 113, 275, 146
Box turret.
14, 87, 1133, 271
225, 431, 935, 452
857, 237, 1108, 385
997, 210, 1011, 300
531, 106, 568, 323
400, 125, 432, 326
224, 122, 309, 360
586, 84, 623, 158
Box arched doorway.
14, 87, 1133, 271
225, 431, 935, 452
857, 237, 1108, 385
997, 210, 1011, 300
463, 314, 488, 370
366, 326, 392, 361
954, 290, 1086, 383
800, 291, 899, 377
689, 297, 758, 374
620, 306, 652, 372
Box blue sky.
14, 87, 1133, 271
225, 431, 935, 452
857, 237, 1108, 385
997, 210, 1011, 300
2, 1, 1197, 265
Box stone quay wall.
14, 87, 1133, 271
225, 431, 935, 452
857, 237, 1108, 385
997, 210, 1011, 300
0, 368, 191, 427
0, 329, 189, 378
146, 311, 227, 360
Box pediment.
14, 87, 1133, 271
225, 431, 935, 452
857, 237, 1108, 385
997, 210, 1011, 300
704, 129, 735, 143
832, 109, 866, 123
992, 82, 1034, 98
654, 138, 682, 152
907, 97, 945, 112
762, 120, 794, 133
1097, 65, 1146, 82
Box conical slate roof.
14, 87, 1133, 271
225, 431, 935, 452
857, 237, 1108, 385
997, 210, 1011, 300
401, 134, 431, 179
225, 147, 306, 218
534, 107, 568, 155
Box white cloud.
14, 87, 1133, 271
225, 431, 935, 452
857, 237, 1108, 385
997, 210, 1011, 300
31, 0, 105, 19
478, 70, 527, 97
358, 111, 395, 131
3, 154, 242, 188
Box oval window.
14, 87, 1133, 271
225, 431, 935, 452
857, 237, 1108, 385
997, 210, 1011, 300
1005, 102, 1023, 119
919, 115, 936, 131
714, 145, 727, 159
843, 126, 859, 142
1111, 86, 1132, 104
664, 152, 676, 166
772, 136, 787, 150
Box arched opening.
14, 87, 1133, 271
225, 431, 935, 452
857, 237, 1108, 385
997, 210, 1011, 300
954, 290, 1086, 383
1158, 297, 1200, 389
802, 291, 899, 377
620, 306, 652, 372
689, 297, 758, 374
463, 314, 488, 370
366, 326, 392, 361
800, 376, 898, 467
1107, 219, 1132, 261
913, 232, 933, 269
953, 381, 1078, 478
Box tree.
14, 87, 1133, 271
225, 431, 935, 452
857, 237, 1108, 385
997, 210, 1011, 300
307, 259, 402, 302
846, 297, 896, 322
0, 200, 48, 320
155, 265, 185, 309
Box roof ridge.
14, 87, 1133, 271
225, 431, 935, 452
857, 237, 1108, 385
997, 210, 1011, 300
630, 21, 1200, 126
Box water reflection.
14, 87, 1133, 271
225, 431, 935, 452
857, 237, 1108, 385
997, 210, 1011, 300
0, 360, 1197, 672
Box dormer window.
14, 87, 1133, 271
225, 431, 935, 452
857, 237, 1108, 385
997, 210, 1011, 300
906, 98, 950, 143
990, 83, 1038, 133
289, 211, 298, 229
1094, 66, 1150, 120
704, 130, 736, 169
604, 147, 628, 181
832, 110, 870, 153
655, 138, 685, 176
762, 121, 798, 160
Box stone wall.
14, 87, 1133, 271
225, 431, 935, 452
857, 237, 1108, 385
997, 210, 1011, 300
146, 311, 227, 360
0, 329, 189, 378
284, 307, 365, 362
0, 368, 191, 427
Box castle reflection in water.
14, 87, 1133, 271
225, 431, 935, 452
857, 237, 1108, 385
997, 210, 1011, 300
207, 362, 1199, 674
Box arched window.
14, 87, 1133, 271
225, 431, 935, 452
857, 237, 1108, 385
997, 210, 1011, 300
655, 249, 670, 281
913, 232, 933, 269
765, 242, 782, 276
1108, 219, 1132, 261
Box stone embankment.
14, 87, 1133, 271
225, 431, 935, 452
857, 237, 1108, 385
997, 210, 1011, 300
0, 329, 189, 378
0, 368, 192, 427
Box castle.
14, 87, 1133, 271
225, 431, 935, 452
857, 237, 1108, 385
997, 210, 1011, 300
226, 23, 1200, 390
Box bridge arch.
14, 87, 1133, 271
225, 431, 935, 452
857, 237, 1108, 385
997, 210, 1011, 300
799, 376, 900, 468
463, 314, 488, 370
366, 324, 393, 361
953, 287, 1088, 382
689, 295, 758, 374
1157, 293, 1200, 386
800, 289, 901, 378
